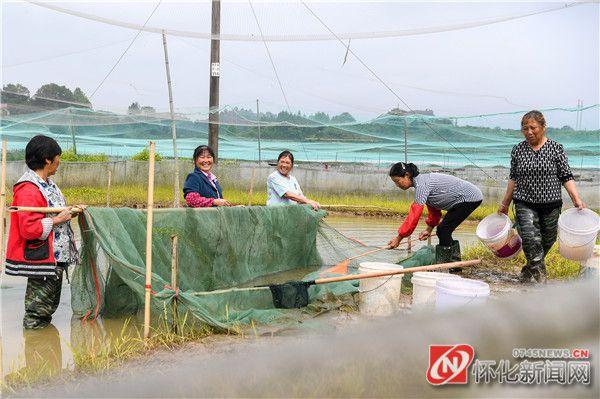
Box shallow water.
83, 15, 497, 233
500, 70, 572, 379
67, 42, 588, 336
0, 214, 481, 379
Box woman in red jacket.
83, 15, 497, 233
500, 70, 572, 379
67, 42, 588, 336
5, 135, 77, 329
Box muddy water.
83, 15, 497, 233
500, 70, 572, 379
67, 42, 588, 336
0, 214, 483, 379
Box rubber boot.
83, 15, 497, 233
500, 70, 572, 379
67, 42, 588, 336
435, 244, 453, 264
449, 240, 462, 273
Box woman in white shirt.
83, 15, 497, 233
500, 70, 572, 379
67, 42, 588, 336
266, 151, 320, 210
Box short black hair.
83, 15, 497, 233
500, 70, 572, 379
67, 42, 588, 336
25, 135, 62, 170
277, 150, 294, 164
389, 162, 419, 178
193, 145, 215, 161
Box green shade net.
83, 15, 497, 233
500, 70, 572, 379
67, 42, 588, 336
72, 205, 435, 330
2, 105, 598, 167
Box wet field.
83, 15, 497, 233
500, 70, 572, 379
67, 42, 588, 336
0, 213, 582, 381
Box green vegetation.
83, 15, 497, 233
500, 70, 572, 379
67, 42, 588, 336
6, 149, 25, 161
463, 243, 581, 280
7, 185, 594, 220
60, 148, 109, 162
131, 148, 163, 161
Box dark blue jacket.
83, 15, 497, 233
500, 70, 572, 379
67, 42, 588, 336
183, 167, 223, 200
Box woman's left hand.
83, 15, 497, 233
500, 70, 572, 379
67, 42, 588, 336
74, 204, 87, 214
418, 230, 432, 241
307, 199, 321, 210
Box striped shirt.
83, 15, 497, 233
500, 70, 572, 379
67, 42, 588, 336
413, 173, 483, 211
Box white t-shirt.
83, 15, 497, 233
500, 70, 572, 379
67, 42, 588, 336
267, 171, 304, 206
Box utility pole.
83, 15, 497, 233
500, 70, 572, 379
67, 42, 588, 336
208, 0, 221, 162
162, 30, 180, 207
256, 99, 262, 164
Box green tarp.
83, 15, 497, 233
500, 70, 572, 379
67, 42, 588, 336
72, 205, 435, 329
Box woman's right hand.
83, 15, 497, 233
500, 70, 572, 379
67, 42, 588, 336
213, 198, 232, 207
387, 235, 402, 249
498, 202, 509, 215
52, 207, 73, 225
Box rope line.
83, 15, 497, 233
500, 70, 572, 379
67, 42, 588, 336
247, 0, 291, 113
25, 0, 589, 42
300, 0, 500, 180
248, 0, 311, 163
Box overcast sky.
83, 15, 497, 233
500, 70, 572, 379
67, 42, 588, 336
1, 0, 599, 129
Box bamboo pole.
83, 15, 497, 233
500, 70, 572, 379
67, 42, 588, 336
315, 259, 481, 285
0, 141, 7, 271
247, 168, 256, 206
407, 235, 412, 254
0, 140, 6, 389
143, 142, 156, 340
162, 30, 180, 208
7, 206, 83, 213
106, 169, 112, 207
171, 235, 178, 333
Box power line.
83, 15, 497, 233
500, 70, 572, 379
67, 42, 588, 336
88, 1, 163, 99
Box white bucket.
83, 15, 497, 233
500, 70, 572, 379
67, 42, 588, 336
476, 213, 522, 259
358, 262, 403, 317
558, 208, 600, 261
435, 278, 490, 310
411, 272, 462, 309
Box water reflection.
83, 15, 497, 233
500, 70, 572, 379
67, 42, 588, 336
4, 324, 62, 385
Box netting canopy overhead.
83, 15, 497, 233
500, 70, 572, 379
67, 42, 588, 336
2, 105, 599, 168
72, 205, 434, 329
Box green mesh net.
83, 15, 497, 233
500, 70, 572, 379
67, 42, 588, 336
71, 205, 435, 329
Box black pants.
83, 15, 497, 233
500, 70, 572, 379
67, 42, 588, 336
437, 201, 482, 246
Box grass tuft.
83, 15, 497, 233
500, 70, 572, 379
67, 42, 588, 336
462, 242, 581, 280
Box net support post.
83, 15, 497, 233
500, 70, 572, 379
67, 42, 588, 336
143, 141, 156, 341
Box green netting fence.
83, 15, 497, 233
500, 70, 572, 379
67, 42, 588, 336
1, 105, 598, 168
72, 205, 435, 329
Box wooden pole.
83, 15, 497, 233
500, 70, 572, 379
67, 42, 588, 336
407, 234, 412, 254
315, 259, 481, 285
208, 0, 221, 162
247, 168, 256, 206
0, 140, 6, 388
256, 99, 262, 165
106, 169, 112, 207
403, 116, 408, 163
8, 206, 84, 213
143, 141, 156, 340
578, 100, 584, 131
69, 111, 77, 156
170, 235, 178, 333
162, 30, 180, 208
0, 140, 7, 271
